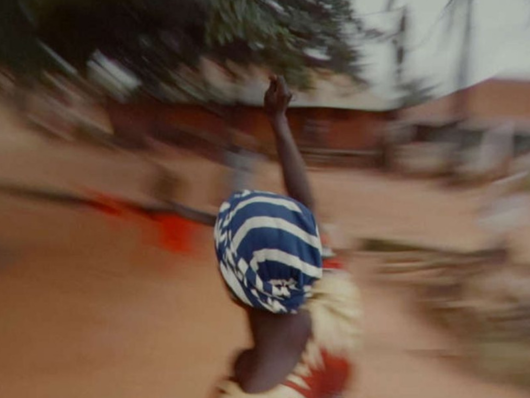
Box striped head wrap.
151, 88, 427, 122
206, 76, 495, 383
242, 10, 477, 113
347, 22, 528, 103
214, 191, 323, 314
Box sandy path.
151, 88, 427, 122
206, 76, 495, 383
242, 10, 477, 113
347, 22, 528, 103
0, 104, 528, 398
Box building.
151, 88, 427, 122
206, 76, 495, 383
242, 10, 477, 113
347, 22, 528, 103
396, 79, 530, 178
405, 78, 530, 127
109, 62, 396, 155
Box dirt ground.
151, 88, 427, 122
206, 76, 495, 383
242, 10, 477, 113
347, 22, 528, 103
0, 102, 529, 398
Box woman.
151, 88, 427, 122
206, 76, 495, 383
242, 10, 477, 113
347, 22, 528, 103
213, 76, 362, 398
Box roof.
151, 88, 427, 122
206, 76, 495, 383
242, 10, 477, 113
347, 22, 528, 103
404, 78, 530, 122
200, 60, 396, 112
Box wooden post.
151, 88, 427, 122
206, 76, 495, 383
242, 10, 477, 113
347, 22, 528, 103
453, 0, 473, 123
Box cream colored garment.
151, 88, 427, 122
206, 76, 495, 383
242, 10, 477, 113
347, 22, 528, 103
216, 270, 363, 398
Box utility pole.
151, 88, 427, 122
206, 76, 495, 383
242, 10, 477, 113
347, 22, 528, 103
379, 0, 408, 171
454, 0, 473, 123
446, 0, 474, 182
385, 0, 407, 87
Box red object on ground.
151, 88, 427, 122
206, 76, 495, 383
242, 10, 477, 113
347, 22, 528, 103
84, 190, 134, 218
153, 215, 197, 254
86, 190, 199, 255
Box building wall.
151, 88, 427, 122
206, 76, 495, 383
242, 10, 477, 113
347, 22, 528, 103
109, 101, 388, 152
174, 105, 388, 150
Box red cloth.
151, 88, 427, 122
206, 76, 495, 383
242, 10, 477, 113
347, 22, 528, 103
283, 350, 353, 398
153, 215, 197, 254
87, 192, 198, 254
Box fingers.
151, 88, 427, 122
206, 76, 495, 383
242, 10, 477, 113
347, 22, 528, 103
266, 77, 277, 99
268, 74, 291, 94
265, 74, 292, 107
268, 75, 278, 91
277, 75, 289, 96
277, 76, 292, 104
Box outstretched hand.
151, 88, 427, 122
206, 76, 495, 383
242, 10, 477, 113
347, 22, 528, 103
263, 75, 315, 211
264, 75, 293, 119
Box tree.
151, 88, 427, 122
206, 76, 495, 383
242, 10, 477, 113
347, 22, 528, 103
0, 0, 71, 112
398, 77, 437, 107
0, 0, 58, 76
435, 0, 472, 122
383, 0, 407, 86
24, 0, 363, 93
206, 0, 362, 89
15, 0, 370, 152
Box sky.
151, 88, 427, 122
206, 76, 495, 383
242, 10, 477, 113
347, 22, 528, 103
354, 0, 530, 99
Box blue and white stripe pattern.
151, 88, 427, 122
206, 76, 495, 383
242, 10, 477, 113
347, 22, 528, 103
214, 190, 323, 314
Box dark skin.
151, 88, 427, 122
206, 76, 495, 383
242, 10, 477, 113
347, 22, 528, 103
232, 76, 316, 394
264, 76, 316, 212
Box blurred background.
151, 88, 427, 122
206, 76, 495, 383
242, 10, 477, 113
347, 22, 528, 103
1, 0, 530, 397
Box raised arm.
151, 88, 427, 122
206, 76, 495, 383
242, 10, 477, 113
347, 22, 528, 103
264, 76, 315, 211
